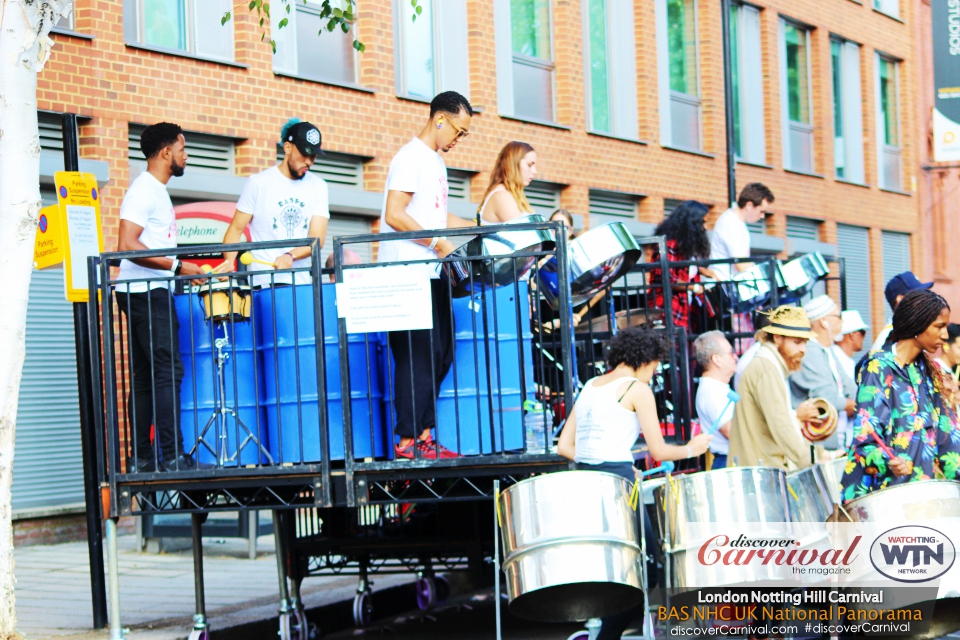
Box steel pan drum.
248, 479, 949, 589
653, 467, 793, 589
819, 456, 848, 503
446, 214, 554, 297
831, 480, 960, 639
538, 222, 642, 310
499, 471, 643, 622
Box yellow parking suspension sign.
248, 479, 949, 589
33, 204, 65, 270
54, 171, 104, 303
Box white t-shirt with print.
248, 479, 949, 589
236, 166, 330, 286
117, 171, 178, 293
696, 377, 735, 455
377, 138, 448, 279
709, 207, 751, 280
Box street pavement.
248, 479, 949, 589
13, 532, 410, 639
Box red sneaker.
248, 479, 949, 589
418, 435, 459, 459
395, 440, 416, 460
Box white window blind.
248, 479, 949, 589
831, 38, 864, 183
786, 216, 821, 241
38, 112, 70, 152
731, 3, 765, 163
123, 0, 234, 62
836, 224, 873, 351
780, 20, 814, 173
323, 215, 373, 266
447, 170, 471, 201
583, 0, 639, 139
874, 0, 899, 19
655, 0, 702, 150
881, 230, 911, 322
272, 0, 357, 85
276, 148, 364, 188
130, 125, 235, 173
395, 0, 470, 99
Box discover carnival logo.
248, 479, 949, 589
869, 526, 956, 583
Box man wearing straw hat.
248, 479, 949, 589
789, 295, 856, 450
729, 306, 821, 469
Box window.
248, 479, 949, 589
54, 1, 75, 31
875, 55, 902, 191
656, 0, 701, 150
524, 181, 562, 215
123, 0, 234, 62
786, 216, 821, 242
881, 231, 911, 322
873, 0, 898, 19
780, 20, 813, 173
494, 0, 555, 122
830, 38, 864, 183
447, 170, 472, 201
729, 3, 765, 163
394, 0, 469, 100
272, 0, 358, 86
583, 0, 639, 139
130, 125, 236, 173
276, 147, 365, 188
836, 224, 873, 352
590, 190, 639, 218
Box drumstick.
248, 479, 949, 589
705, 390, 740, 436
239, 251, 275, 267
869, 431, 896, 459
641, 460, 675, 477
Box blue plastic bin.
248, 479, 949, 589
175, 293, 264, 467
254, 283, 387, 463
383, 283, 534, 455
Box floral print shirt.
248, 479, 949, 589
840, 344, 960, 503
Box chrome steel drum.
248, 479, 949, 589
537, 222, 642, 310
653, 467, 793, 589
786, 465, 834, 526
778, 252, 827, 303
818, 456, 847, 503
730, 261, 783, 311
832, 481, 960, 639
499, 471, 642, 622
446, 214, 554, 297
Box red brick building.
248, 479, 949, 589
15, 0, 920, 529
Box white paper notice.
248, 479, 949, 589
65, 205, 100, 291
340, 266, 433, 333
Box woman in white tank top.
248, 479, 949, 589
558, 327, 712, 472
477, 141, 538, 224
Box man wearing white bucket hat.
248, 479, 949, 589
832, 310, 869, 381
789, 295, 856, 450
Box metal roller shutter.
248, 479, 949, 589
881, 231, 911, 323
323, 214, 373, 267
836, 224, 874, 352
11, 270, 85, 512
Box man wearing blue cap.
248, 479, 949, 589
870, 272, 934, 351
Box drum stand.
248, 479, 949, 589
194, 322, 273, 466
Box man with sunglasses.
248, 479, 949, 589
790, 295, 856, 450
378, 91, 475, 460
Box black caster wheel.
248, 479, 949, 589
435, 575, 451, 604
353, 590, 373, 627
416, 576, 437, 611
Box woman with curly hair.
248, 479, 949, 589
841, 289, 960, 502
648, 200, 716, 330
558, 326, 711, 639
477, 141, 538, 224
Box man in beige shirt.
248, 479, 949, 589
729, 305, 822, 469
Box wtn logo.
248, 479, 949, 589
870, 526, 956, 583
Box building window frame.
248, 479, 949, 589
124, 0, 234, 63
779, 17, 814, 174
873, 0, 899, 20
394, 0, 470, 101
729, 2, 765, 164
656, 0, 702, 152
830, 35, 865, 184
509, 0, 556, 123
271, 0, 361, 89
875, 53, 902, 191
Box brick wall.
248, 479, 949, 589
39, 0, 920, 332
14, 515, 135, 548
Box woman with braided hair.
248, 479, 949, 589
840, 289, 960, 501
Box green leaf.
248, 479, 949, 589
286, 2, 291, 12
249, 0, 257, 10
269, 37, 275, 53
341, 21, 349, 33
260, 16, 265, 26
221, 10, 231, 25
333, 7, 342, 17
353, 39, 365, 52
415, 4, 421, 14
278, 17, 288, 28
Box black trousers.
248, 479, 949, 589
388, 276, 454, 439
116, 288, 184, 463
577, 461, 657, 640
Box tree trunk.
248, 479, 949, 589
0, 1, 69, 636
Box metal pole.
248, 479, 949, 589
63, 112, 109, 629
493, 480, 502, 640
191, 513, 208, 634
721, 0, 737, 207
105, 518, 124, 640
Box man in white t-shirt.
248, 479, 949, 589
708, 183, 775, 280
116, 122, 206, 473
832, 309, 869, 381
379, 91, 476, 460
221, 120, 330, 285
694, 331, 739, 469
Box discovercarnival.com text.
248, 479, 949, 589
669, 622, 912, 636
